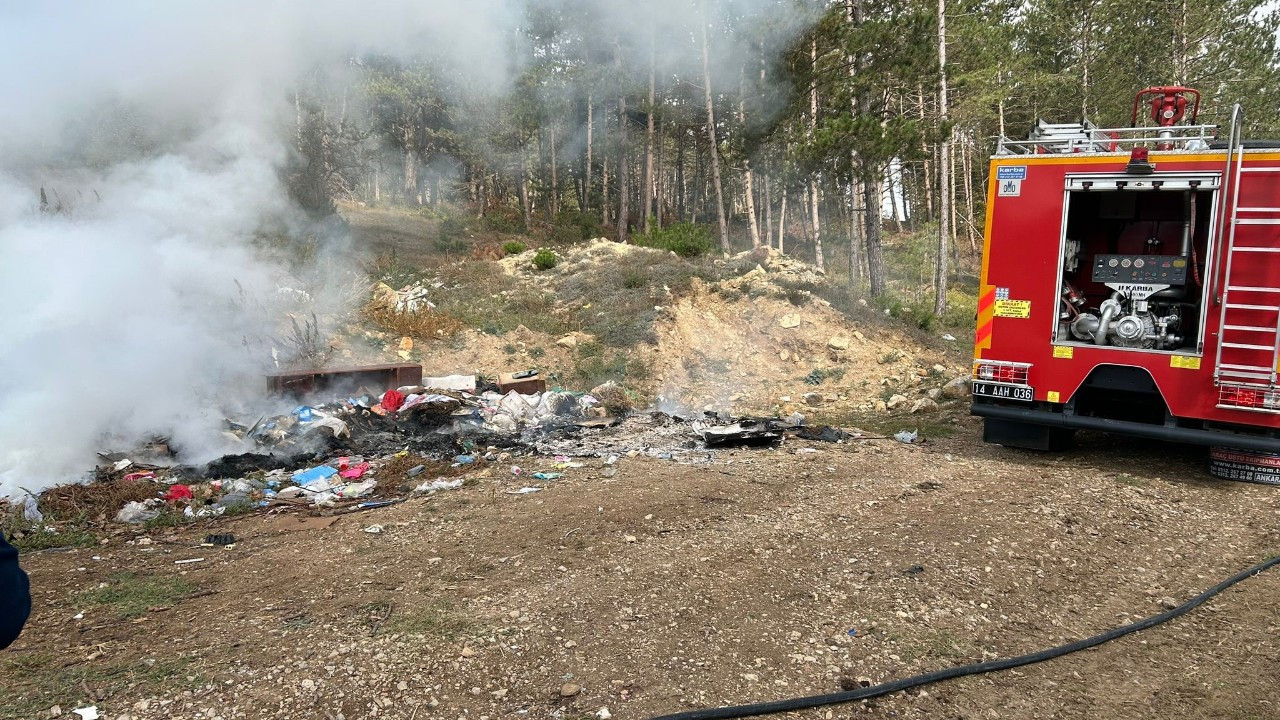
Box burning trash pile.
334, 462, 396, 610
11, 365, 857, 531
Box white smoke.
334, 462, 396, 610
0, 0, 813, 497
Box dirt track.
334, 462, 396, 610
4, 414, 1280, 720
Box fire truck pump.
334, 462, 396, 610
1057, 185, 1210, 352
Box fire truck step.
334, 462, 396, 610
1221, 342, 1276, 351
1236, 206, 1280, 213
1239, 166, 1280, 173
1223, 324, 1278, 332
1225, 286, 1280, 293
1219, 365, 1274, 379
1233, 220, 1280, 227
1224, 303, 1280, 311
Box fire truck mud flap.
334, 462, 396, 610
973, 403, 1280, 454
1208, 447, 1280, 485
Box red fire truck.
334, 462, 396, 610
972, 87, 1280, 482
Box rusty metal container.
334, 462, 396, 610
267, 363, 423, 397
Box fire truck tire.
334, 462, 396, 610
1208, 447, 1280, 485
982, 418, 1074, 451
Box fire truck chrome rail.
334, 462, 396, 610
996, 124, 1218, 155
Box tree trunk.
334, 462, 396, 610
520, 162, 532, 230
618, 95, 629, 242
889, 163, 904, 234
700, 10, 730, 255
402, 128, 417, 204
961, 132, 977, 252
933, 0, 950, 318
676, 134, 686, 222
656, 118, 666, 230
864, 176, 886, 296
586, 94, 594, 215
763, 174, 773, 249
778, 191, 788, 252
549, 123, 559, 218
849, 179, 863, 286
808, 37, 824, 271
738, 84, 761, 248
643, 37, 656, 235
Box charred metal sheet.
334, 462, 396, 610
700, 418, 787, 447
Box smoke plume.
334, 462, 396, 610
0, 0, 812, 497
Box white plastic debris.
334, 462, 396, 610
942, 333, 957, 341
414, 478, 465, 494
73, 707, 99, 720
113, 459, 132, 471
334, 480, 377, 499
22, 495, 43, 522
894, 430, 919, 444
422, 374, 477, 393
363, 524, 384, 534
115, 501, 160, 524
507, 487, 542, 495
305, 416, 350, 439
596, 708, 612, 719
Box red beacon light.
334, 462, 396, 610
1126, 146, 1155, 174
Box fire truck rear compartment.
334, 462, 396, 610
1057, 184, 1214, 352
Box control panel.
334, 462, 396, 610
1091, 254, 1188, 285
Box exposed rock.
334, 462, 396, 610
778, 314, 801, 329
927, 388, 943, 401
941, 376, 972, 400
560, 683, 582, 698
828, 336, 850, 350
803, 392, 824, 407
556, 334, 578, 348
853, 330, 866, 343
910, 397, 940, 414
370, 282, 398, 311
886, 394, 909, 409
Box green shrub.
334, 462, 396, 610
636, 222, 717, 258
501, 241, 527, 255
553, 209, 602, 243
533, 249, 558, 270
434, 216, 467, 254
482, 207, 523, 234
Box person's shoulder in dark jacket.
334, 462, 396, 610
0, 530, 31, 649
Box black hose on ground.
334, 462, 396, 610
649, 555, 1280, 720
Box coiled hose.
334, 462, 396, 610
650, 554, 1280, 720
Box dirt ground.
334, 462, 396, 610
5, 413, 1280, 720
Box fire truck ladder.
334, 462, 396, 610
1214, 104, 1280, 386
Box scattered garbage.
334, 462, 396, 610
894, 430, 919, 444
174, 558, 205, 565
508, 487, 542, 494
407, 464, 427, 477
363, 524, 384, 534
163, 484, 194, 502
532, 472, 563, 480
414, 478, 465, 494
203, 534, 236, 546
72, 706, 99, 720
294, 465, 338, 485
700, 418, 787, 447
116, 500, 161, 524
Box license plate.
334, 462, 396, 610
973, 381, 1034, 402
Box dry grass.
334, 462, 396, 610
364, 304, 465, 340
37, 478, 160, 523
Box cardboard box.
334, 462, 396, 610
498, 370, 546, 394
